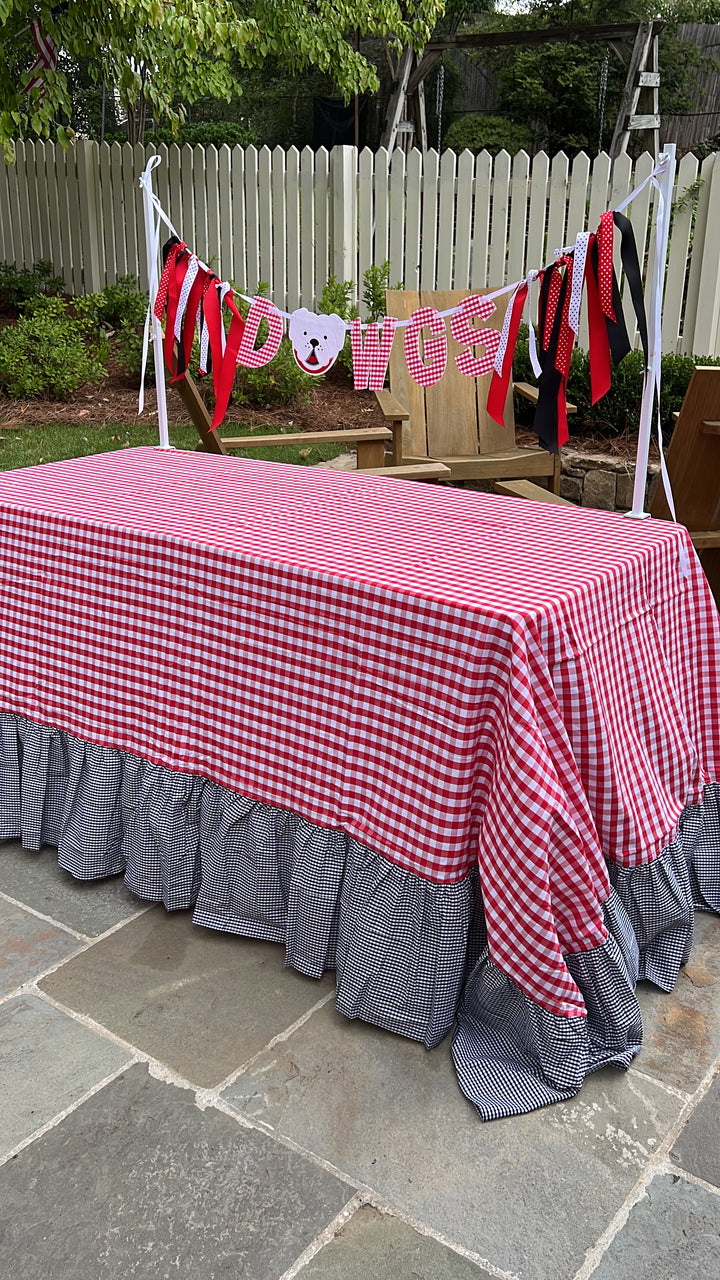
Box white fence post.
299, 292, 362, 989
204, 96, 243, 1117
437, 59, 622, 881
330, 145, 356, 293
1, 141, 719, 356
76, 139, 103, 293
687, 151, 720, 356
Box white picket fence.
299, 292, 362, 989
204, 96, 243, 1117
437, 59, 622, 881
1, 138, 720, 356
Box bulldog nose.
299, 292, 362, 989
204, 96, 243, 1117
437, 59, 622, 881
309, 337, 319, 348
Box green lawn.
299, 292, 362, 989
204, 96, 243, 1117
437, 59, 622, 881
0, 419, 349, 472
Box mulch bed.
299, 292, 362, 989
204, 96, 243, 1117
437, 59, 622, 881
0, 360, 387, 434
0, 357, 657, 462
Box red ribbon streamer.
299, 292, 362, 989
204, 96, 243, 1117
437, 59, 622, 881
487, 282, 528, 428
211, 291, 247, 430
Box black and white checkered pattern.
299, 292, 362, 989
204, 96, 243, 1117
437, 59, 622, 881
682, 781, 720, 912
608, 833, 694, 989
453, 892, 643, 1120
2, 711, 719, 1118
607, 783, 720, 988
333, 839, 475, 1048
195, 792, 477, 1046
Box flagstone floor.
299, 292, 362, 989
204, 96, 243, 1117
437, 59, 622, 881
1, 839, 720, 1280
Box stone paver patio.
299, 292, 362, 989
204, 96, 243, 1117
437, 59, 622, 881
1, 839, 719, 1279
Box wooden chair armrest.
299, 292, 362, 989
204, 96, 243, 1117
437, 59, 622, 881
221, 428, 392, 449
360, 462, 451, 481
514, 381, 577, 414
690, 531, 720, 550
374, 389, 410, 421
494, 479, 574, 505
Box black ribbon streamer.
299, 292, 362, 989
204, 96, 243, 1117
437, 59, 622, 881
533, 262, 571, 455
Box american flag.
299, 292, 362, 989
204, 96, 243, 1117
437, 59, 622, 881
25, 18, 58, 98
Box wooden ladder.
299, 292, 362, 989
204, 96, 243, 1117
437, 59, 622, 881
610, 21, 662, 160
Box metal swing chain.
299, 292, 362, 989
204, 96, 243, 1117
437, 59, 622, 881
598, 51, 609, 155
436, 61, 445, 153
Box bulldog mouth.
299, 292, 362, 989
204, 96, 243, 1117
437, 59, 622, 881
293, 348, 335, 375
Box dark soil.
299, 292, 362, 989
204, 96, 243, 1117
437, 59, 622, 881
0, 357, 387, 435
0, 347, 651, 461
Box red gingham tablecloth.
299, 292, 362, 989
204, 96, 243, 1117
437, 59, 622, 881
0, 447, 718, 1019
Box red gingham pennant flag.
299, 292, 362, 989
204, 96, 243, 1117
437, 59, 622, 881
450, 294, 501, 378
25, 19, 59, 98
404, 307, 448, 387
350, 317, 398, 390
235, 297, 284, 369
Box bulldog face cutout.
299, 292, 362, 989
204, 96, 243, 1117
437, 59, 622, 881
288, 308, 347, 375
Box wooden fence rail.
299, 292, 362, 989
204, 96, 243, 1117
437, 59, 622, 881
1, 139, 719, 356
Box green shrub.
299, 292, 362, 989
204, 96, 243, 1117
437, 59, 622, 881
318, 275, 356, 322
76, 275, 150, 382
318, 275, 357, 374
0, 259, 65, 314
317, 262, 402, 374
154, 122, 258, 149
362, 262, 402, 323
115, 323, 150, 380
512, 325, 720, 443
0, 296, 107, 398
233, 336, 314, 407
76, 275, 148, 333
106, 123, 259, 149
443, 114, 532, 157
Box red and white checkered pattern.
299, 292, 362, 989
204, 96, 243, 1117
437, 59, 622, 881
349, 317, 398, 391
404, 307, 448, 386
449, 294, 501, 378
0, 448, 717, 1019
236, 296, 284, 368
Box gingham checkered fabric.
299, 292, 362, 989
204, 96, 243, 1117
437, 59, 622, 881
609, 832, 695, 990
236, 297, 283, 368
1, 710, 719, 1115
403, 306, 448, 386
680, 781, 720, 912
0, 711, 475, 1049
349, 317, 398, 391
449, 294, 501, 378
0, 448, 718, 1021
452, 891, 643, 1120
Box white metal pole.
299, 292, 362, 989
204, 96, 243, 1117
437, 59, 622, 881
626, 143, 676, 518
140, 160, 170, 449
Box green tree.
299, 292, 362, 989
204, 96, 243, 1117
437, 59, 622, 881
459, 0, 720, 157
0, 0, 446, 156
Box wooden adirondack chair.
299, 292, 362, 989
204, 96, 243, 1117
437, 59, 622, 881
650, 365, 720, 602
374, 289, 563, 491
175, 364, 450, 482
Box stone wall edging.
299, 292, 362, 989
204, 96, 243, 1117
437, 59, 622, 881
560, 447, 661, 512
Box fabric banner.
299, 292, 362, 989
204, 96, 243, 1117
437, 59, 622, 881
142, 152, 674, 495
